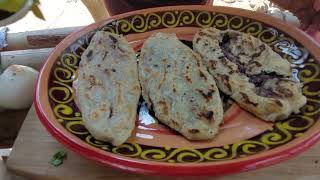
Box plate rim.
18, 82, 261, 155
35, 5, 320, 176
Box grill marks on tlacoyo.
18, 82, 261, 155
139, 32, 223, 140
75, 31, 141, 146
217, 33, 294, 99
193, 28, 306, 121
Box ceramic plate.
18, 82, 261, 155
35, 6, 320, 176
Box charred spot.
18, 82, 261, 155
199, 71, 207, 80
198, 32, 206, 37
104, 69, 111, 76
221, 33, 230, 44
102, 51, 108, 60
112, 69, 116, 72
173, 87, 177, 93
219, 74, 232, 91
144, 67, 151, 73
274, 99, 283, 107
256, 88, 279, 98
153, 64, 159, 68
247, 61, 262, 72
196, 37, 201, 43
221, 58, 234, 71
198, 111, 214, 121
240, 92, 258, 106
252, 45, 266, 59
109, 35, 118, 44
196, 89, 214, 101
118, 47, 125, 54
276, 87, 293, 97
100, 104, 107, 111
109, 107, 113, 118
167, 64, 171, 68
97, 64, 101, 68
86, 50, 93, 59
170, 119, 179, 126
158, 101, 166, 105
193, 54, 202, 67
91, 111, 99, 119
237, 63, 246, 74
158, 101, 168, 115
254, 61, 263, 67
209, 60, 217, 69
189, 129, 200, 134
185, 76, 192, 83
218, 56, 224, 60
89, 75, 96, 82
229, 69, 238, 74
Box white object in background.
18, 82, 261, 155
213, 0, 301, 27
0, 65, 38, 110
267, 7, 285, 20
283, 10, 300, 27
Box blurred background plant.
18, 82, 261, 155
0, 0, 44, 26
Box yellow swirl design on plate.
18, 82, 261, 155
227, 16, 263, 36
47, 10, 320, 163
65, 121, 89, 135
112, 143, 142, 157
258, 28, 278, 44
85, 135, 110, 150
54, 104, 82, 121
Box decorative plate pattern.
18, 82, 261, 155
36, 6, 320, 176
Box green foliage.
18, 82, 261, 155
0, 0, 25, 12
0, 0, 45, 20
50, 151, 67, 167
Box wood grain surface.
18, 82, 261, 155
5, 106, 320, 180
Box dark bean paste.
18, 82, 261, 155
219, 33, 246, 73
218, 33, 290, 98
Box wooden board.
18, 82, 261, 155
5, 106, 320, 180
0, 109, 28, 147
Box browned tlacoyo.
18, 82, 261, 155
193, 28, 306, 122
139, 32, 224, 140
75, 31, 141, 146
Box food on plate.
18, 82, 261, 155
139, 32, 224, 140
0, 65, 38, 110
193, 28, 306, 121
74, 31, 141, 146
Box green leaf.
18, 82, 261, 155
50, 151, 67, 167
31, 3, 45, 20
0, 0, 25, 13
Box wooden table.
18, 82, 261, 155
5, 106, 320, 180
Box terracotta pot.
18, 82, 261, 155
104, 0, 213, 15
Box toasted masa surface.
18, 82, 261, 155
75, 31, 141, 146
193, 28, 306, 121
139, 32, 223, 140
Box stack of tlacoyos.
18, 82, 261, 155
74, 29, 306, 146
